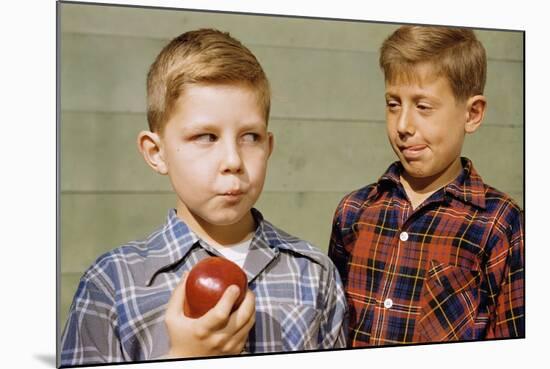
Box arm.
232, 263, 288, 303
318, 264, 349, 349
485, 208, 525, 338
328, 196, 351, 287
163, 273, 256, 358
60, 277, 123, 366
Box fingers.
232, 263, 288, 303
165, 272, 188, 319
227, 301, 256, 351
164, 274, 254, 358
233, 290, 255, 327
202, 285, 241, 330
219, 292, 256, 354
213, 290, 255, 355
217, 289, 256, 340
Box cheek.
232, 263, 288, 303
244, 154, 269, 181
171, 156, 212, 186
385, 118, 393, 132
387, 130, 399, 148
386, 119, 399, 137
433, 119, 463, 148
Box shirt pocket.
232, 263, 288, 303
415, 260, 480, 342
277, 303, 321, 351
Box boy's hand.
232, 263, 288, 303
164, 272, 256, 358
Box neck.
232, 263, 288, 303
175, 205, 256, 247
400, 158, 463, 209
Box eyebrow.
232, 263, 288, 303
239, 121, 267, 130
182, 122, 219, 133
385, 91, 440, 103
183, 120, 266, 133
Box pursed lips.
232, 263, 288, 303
222, 189, 245, 196
218, 189, 247, 204
400, 144, 427, 150
399, 144, 428, 159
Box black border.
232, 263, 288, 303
56, 1, 62, 367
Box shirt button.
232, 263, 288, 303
384, 298, 393, 309
399, 231, 409, 241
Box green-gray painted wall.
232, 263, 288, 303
59, 3, 524, 327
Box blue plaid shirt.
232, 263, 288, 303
60, 208, 348, 366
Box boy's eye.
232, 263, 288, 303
386, 101, 400, 110
417, 104, 432, 111
194, 133, 217, 143
241, 133, 260, 143
416, 102, 432, 110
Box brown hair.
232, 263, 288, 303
147, 28, 270, 133
379, 25, 486, 101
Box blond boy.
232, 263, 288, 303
61, 29, 347, 366
329, 26, 524, 346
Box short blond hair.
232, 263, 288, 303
147, 28, 271, 133
380, 25, 486, 101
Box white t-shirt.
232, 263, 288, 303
201, 238, 251, 268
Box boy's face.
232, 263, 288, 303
155, 84, 273, 232
384, 63, 473, 185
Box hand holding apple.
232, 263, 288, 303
163, 262, 255, 358
184, 257, 248, 318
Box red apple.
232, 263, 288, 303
183, 256, 248, 318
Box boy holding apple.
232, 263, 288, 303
61, 28, 347, 366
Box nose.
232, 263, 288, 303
220, 140, 243, 174
395, 106, 416, 137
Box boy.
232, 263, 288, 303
328, 25, 524, 346
61, 29, 347, 366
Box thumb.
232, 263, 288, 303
201, 285, 241, 330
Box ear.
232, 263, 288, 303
464, 95, 487, 134
137, 130, 168, 175
267, 131, 275, 159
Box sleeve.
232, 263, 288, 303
317, 262, 349, 349
60, 275, 123, 366
485, 207, 525, 338
327, 195, 352, 287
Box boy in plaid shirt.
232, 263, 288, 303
61, 29, 347, 366
329, 25, 524, 346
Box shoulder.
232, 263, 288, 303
337, 183, 378, 212
483, 184, 523, 233
484, 184, 522, 213
473, 184, 524, 265
463, 159, 522, 226
261, 219, 337, 273
332, 183, 379, 234
79, 225, 166, 292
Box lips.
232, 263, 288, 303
218, 189, 247, 203
399, 144, 427, 159
223, 189, 244, 196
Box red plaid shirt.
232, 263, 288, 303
329, 158, 524, 346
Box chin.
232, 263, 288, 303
401, 161, 422, 174
208, 210, 250, 227
403, 164, 430, 178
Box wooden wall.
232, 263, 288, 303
59, 3, 524, 325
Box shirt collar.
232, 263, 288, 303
249, 208, 327, 276
145, 208, 324, 286
444, 158, 486, 209
144, 209, 200, 286
371, 157, 486, 209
